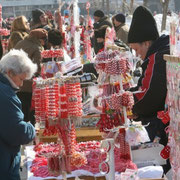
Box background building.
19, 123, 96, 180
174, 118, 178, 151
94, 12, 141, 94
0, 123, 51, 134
0, 0, 59, 18
0, 0, 178, 19
0, 0, 89, 18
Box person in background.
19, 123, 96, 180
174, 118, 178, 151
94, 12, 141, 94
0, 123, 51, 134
80, 25, 109, 79
80, 15, 85, 26
41, 29, 64, 79
94, 25, 109, 53
14, 28, 48, 125
5, 17, 14, 30
42, 28, 63, 63
0, 49, 37, 179
93, 10, 112, 54
54, 10, 61, 29
30, 8, 51, 31
63, 9, 70, 27
8, 16, 30, 51
112, 13, 129, 45
127, 6, 170, 173
47, 28, 63, 49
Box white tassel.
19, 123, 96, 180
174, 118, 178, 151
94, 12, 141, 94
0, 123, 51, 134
73, 0, 80, 59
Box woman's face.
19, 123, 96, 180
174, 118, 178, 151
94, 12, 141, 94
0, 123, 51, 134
8, 71, 27, 88
40, 13, 47, 25
23, 17, 30, 31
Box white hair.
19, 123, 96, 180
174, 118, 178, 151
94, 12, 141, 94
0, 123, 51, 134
0, 49, 37, 79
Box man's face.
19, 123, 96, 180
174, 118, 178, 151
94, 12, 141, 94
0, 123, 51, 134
94, 16, 100, 23
130, 42, 150, 60
40, 13, 47, 25
113, 18, 121, 27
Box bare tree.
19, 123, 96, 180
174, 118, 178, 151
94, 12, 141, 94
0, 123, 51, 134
107, 0, 110, 15
143, 0, 149, 7
121, 0, 136, 15
129, 0, 134, 14
116, 0, 119, 13
122, 0, 126, 14
102, 0, 105, 9
160, 0, 170, 32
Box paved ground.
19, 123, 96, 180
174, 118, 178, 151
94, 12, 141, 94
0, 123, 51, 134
20, 163, 27, 180
20, 145, 29, 180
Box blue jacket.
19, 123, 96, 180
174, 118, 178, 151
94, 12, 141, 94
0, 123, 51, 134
0, 73, 35, 180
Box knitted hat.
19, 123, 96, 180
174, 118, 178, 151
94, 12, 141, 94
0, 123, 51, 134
94, 10, 104, 18
32, 9, 45, 23
128, 6, 159, 43
30, 28, 48, 39
114, 13, 125, 23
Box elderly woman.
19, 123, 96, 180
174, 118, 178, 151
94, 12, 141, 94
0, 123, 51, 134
0, 49, 37, 179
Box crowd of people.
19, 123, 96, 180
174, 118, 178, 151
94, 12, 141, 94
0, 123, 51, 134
0, 5, 171, 179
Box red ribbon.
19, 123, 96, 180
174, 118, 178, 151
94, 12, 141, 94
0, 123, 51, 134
157, 110, 170, 124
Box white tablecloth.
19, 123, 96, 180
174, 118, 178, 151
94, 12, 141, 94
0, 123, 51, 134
25, 146, 163, 180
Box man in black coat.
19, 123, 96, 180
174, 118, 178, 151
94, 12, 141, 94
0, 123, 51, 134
128, 6, 170, 173
92, 10, 112, 54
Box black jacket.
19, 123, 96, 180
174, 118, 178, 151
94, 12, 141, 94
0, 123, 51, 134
93, 16, 112, 30
93, 16, 112, 54
130, 35, 169, 119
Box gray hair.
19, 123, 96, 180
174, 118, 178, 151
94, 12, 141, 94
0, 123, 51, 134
0, 49, 37, 79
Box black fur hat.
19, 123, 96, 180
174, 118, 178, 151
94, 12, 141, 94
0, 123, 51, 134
128, 6, 159, 43
114, 13, 125, 23
94, 10, 104, 18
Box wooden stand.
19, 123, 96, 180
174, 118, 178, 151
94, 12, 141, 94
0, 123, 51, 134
36, 127, 102, 144
164, 54, 180, 62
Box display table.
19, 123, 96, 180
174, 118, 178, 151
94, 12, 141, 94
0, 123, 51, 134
36, 127, 102, 144
25, 146, 164, 180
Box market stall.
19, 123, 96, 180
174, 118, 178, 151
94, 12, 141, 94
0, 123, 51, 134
20, 2, 171, 179
26, 38, 167, 180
